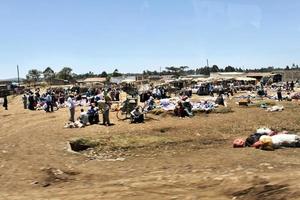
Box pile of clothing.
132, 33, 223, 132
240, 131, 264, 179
233, 127, 300, 150
266, 105, 284, 112
64, 121, 85, 128
192, 101, 217, 112
159, 98, 176, 111
291, 92, 300, 100
157, 97, 217, 112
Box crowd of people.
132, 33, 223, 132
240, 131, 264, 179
1, 78, 297, 127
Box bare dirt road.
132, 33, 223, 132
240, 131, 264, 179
1, 96, 300, 200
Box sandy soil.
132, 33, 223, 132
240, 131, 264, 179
1, 95, 300, 200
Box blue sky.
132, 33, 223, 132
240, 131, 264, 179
0, 0, 299, 78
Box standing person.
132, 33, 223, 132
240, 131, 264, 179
115, 89, 120, 101
209, 84, 214, 97
277, 87, 283, 101
290, 81, 295, 92
102, 98, 111, 126
67, 95, 75, 122
28, 92, 35, 110
22, 94, 27, 109
161, 87, 166, 99
3, 96, 8, 110
45, 93, 53, 112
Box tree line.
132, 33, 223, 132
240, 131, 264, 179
25, 67, 123, 84
143, 64, 299, 77
25, 63, 299, 84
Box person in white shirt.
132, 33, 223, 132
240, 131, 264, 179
79, 109, 89, 125
67, 95, 75, 122
130, 106, 144, 123
45, 93, 53, 112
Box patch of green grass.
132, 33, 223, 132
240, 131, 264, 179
106, 135, 175, 149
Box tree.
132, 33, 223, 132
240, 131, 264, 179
237, 67, 244, 72
225, 66, 235, 72
210, 65, 219, 72
43, 67, 55, 84
100, 71, 108, 77
112, 69, 122, 77
165, 66, 189, 78
285, 65, 290, 70
26, 69, 42, 85
57, 67, 73, 81
198, 66, 210, 75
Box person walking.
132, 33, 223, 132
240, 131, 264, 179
3, 96, 8, 110
67, 95, 75, 122
102, 98, 111, 126
22, 94, 27, 109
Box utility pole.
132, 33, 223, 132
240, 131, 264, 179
206, 59, 209, 68
17, 65, 20, 85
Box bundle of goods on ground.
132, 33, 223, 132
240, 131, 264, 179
233, 128, 300, 150
149, 97, 219, 113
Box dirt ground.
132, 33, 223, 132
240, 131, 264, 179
1, 95, 300, 200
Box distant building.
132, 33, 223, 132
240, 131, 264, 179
273, 70, 300, 82
246, 72, 282, 82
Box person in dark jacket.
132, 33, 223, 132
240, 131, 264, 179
277, 87, 283, 101
22, 95, 27, 109
3, 96, 8, 110
28, 93, 35, 110
290, 81, 295, 91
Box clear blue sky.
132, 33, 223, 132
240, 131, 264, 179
0, 0, 300, 78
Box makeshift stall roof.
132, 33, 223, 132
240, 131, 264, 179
194, 77, 209, 82
246, 73, 273, 77
208, 76, 234, 82
121, 79, 136, 83
178, 77, 193, 81
234, 77, 257, 81
164, 79, 176, 83
83, 77, 106, 83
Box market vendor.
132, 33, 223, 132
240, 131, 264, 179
174, 101, 185, 117
144, 96, 155, 111
215, 93, 225, 106
277, 87, 283, 101
87, 104, 100, 124
130, 106, 144, 123
79, 108, 89, 125
183, 99, 193, 116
